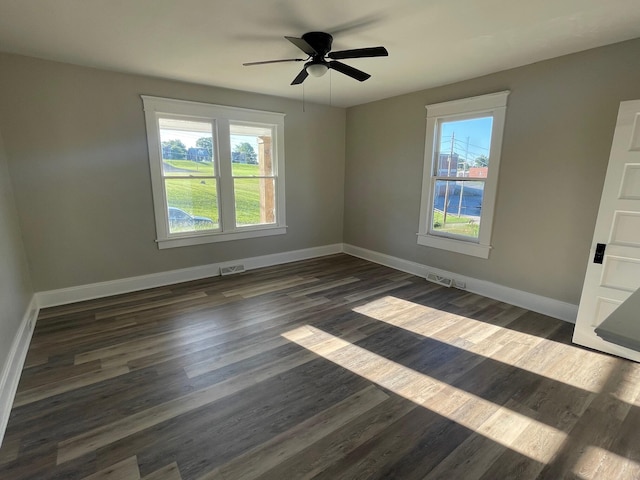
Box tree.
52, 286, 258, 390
473, 155, 488, 167
195, 137, 213, 161
161, 139, 187, 160
233, 142, 258, 164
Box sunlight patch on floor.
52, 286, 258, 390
282, 324, 566, 464
353, 295, 616, 394
573, 446, 640, 480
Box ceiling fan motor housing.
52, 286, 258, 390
302, 32, 334, 59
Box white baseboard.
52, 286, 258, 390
36, 244, 343, 308
0, 295, 39, 447
37, 241, 578, 319
342, 244, 578, 323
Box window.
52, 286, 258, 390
417, 91, 509, 258
142, 96, 286, 249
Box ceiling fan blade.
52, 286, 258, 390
329, 61, 371, 82
328, 46, 388, 60
285, 36, 318, 56
291, 68, 309, 85
243, 58, 305, 66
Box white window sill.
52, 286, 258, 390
417, 233, 491, 259
157, 226, 287, 249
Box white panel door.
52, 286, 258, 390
573, 99, 640, 361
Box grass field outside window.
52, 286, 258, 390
164, 160, 263, 225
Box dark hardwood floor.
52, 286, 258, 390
1, 254, 639, 480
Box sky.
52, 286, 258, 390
440, 116, 493, 163
162, 116, 493, 163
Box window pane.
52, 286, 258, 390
230, 123, 274, 176
432, 179, 484, 239
234, 178, 276, 227
165, 178, 219, 233
159, 118, 215, 177
437, 117, 492, 178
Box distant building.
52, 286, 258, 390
187, 147, 211, 162
437, 153, 458, 176
468, 167, 488, 178
232, 151, 258, 165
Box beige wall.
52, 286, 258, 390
0, 53, 346, 291
344, 38, 640, 305
0, 128, 33, 370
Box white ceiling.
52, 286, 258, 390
1, 0, 640, 107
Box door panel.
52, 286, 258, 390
573, 100, 640, 361
593, 297, 623, 328
620, 164, 640, 198
610, 211, 640, 246
601, 256, 640, 291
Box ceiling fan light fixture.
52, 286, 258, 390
306, 62, 329, 77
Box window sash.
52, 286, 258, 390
428, 177, 486, 240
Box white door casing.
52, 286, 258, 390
573, 99, 640, 362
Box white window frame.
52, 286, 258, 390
142, 96, 286, 249
417, 91, 509, 258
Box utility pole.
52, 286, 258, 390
443, 132, 454, 225
458, 136, 469, 216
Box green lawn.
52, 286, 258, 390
164, 159, 214, 175
163, 160, 261, 177
231, 163, 260, 176
164, 160, 268, 227
432, 210, 479, 238
165, 178, 218, 221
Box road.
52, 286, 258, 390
434, 184, 483, 216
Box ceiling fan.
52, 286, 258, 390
243, 31, 388, 85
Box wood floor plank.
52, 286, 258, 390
201, 385, 389, 480
93, 292, 209, 320
423, 400, 540, 480
14, 366, 130, 407
183, 334, 291, 378
141, 462, 182, 480
287, 276, 361, 298
37, 288, 174, 320
82, 455, 140, 480
343, 279, 413, 302
259, 394, 417, 480
22, 350, 49, 369
0, 435, 20, 465
312, 406, 468, 480
17, 356, 99, 393
221, 275, 318, 298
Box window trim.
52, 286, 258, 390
417, 91, 509, 258
141, 96, 286, 249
